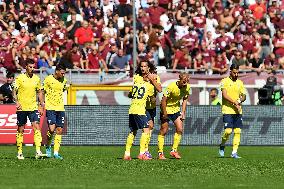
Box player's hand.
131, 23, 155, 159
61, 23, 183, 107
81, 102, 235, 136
180, 112, 186, 121
161, 113, 169, 122
235, 104, 241, 113
147, 73, 157, 82
16, 102, 22, 110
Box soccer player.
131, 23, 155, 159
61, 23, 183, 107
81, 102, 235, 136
157, 73, 190, 159
218, 63, 246, 159
13, 60, 44, 160
123, 61, 155, 160
138, 60, 162, 158
43, 64, 67, 160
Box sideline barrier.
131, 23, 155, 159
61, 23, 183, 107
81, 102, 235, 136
1, 105, 283, 145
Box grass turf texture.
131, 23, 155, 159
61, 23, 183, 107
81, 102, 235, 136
0, 146, 284, 189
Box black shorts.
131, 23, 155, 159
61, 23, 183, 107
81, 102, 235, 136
129, 114, 149, 132
46, 110, 65, 128
146, 108, 156, 122
160, 111, 181, 123
17, 110, 40, 126
223, 114, 243, 129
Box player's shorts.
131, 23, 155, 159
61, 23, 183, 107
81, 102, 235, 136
17, 110, 40, 126
46, 110, 65, 127
146, 108, 156, 122
223, 114, 243, 129
160, 111, 181, 123
129, 114, 149, 132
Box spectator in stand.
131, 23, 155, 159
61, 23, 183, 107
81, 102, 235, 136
105, 44, 118, 69
212, 53, 228, 74
193, 52, 208, 73
111, 49, 129, 72
231, 51, 250, 70
74, 20, 94, 47
172, 44, 192, 71
247, 53, 264, 74
15, 27, 30, 50
37, 50, 54, 75
59, 50, 74, 69
249, 0, 266, 20
71, 44, 84, 69
103, 20, 118, 41
273, 29, 284, 67
0, 71, 15, 104
87, 47, 108, 71
66, 12, 81, 39
146, 0, 166, 25
258, 20, 271, 60
264, 53, 279, 72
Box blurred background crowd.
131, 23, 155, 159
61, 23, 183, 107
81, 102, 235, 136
0, 0, 283, 76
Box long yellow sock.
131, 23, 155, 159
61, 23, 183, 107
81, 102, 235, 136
232, 128, 241, 153
221, 128, 232, 146
34, 129, 42, 153
157, 134, 165, 153
16, 132, 24, 154
172, 133, 182, 151
125, 133, 135, 156
54, 134, 62, 153
139, 133, 149, 154
145, 130, 152, 152
46, 131, 53, 147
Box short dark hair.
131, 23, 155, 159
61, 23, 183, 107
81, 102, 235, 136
25, 59, 35, 66
6, 71, 15, 78
230, 63, 239, 70
210, 88, 218, 94
55, 64, 66, 71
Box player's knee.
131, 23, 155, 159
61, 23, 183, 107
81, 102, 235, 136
131, 130, 137, 136
234, 128, 241, 134
225, 128, 233, 135
56, 127, 63, 135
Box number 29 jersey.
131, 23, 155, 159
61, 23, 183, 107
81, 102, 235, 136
129, 75, 154, 115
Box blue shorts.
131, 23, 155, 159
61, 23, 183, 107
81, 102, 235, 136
17, 111, 40, 126
160, 111, 181, 123
223, 114, 243, 129
46, 110, 65, 127
129, 114, 149, 132
146, 108, 156, 122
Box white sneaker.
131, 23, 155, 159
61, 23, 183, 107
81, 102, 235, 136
35, 151, 46, 159
17, 154, 25, 160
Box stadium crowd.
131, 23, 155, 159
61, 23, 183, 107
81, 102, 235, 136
0, 0, 283, 75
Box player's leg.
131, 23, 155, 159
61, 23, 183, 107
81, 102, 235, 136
145, 109, 155, 158
231, 114, 242, 159
53, 111, 65, 160
219, 114, 233, 157
46, 110, 56, 158
124, 114, 137, 160
16, 111, 27, 160
138, 127, 151, 160
158, 113, 169, 159
170, 113, 183, 159
29, 110, 43, 158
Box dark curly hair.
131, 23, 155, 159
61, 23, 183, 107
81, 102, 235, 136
135, 59, 157, 76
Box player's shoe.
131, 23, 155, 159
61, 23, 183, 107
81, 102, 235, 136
219, 145, 225, 157
145, 151, 152, 159
123, 155, 132, 160
231, 153, 241, 159
170, 151, 181, 159
46, 146, 52, 158
54, 154, 63, 160
138, 153, 152, 160
35, 151, 45, 159
158, 152, 166, 160
17, 153, 25, 160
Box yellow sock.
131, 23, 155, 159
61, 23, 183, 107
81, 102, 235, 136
46, 131, 53, 147
139, 133, 149, 154
172, 133, 182, 151
232, 128, 241, 153
54, 134, 62, 154
145, 130, 152, 152
34, 129, 42, 153
16, 132, 24, 154
125, 133, 135, 156
221, 128, 232, 146
157, 134, 165, 153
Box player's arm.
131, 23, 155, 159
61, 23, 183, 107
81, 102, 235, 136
222, 88, 239, 106
12, 87, 21, 110
181, 95, 189, 121
161, 95, 168, 120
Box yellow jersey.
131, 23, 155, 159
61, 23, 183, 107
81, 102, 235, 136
220, 77, 245, 114
44, 75, 67, 111
163, 81, 190, 114
14, 73, 42, 111
146, 75, 161, 109
129, 75, 154, 115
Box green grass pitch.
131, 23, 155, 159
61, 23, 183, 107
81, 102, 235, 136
0, 146, 284, 189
